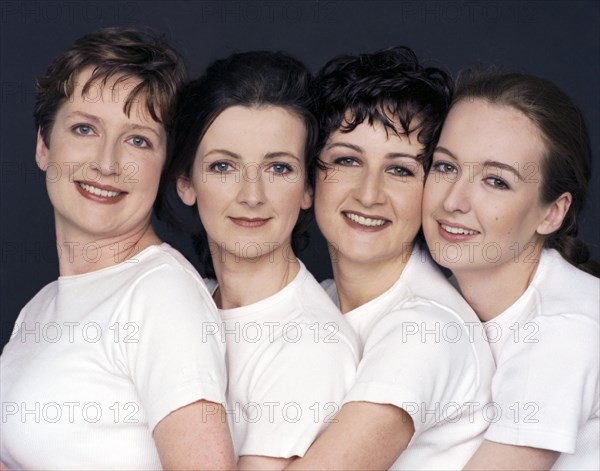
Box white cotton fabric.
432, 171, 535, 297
323, 244, 495, 470
483, 249, 599, 470
0, 244, 227, 470
205, 261, 359, 459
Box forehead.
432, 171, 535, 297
60, 66, 160, 127
330, 116, 423, 149
202, 105, 306, 144
441, 99, 546, 158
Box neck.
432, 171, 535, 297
55, 221, 161, 276
453, 245, 543, 322
212, 244, 300, 309
332, 244, 413, 313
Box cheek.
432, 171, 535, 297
276, 183, 309, 213
395, 185, 424, 223
422, 179, 444, 212
195, 180, 227, 213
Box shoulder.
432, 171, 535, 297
291, 267, 359, 356
20, 281, 58, 312
500, 312, 598, 369
366, 301, 480, 354
8, 280, 59, 335
320, 278, 339, 305
119, 244, 217, 323
128, 244, 207, 291
533, 249, 599, 320
403, 245, 481, 324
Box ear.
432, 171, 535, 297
301, 185, 313, 210
35, 128, 49, 171
176, 175, 197, 206
536, 192, 572, 235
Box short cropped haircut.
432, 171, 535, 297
313, 46, 453, 183
34, 26, 186, 146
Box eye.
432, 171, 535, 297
431, 161, 457, 174
485, 177, 510, 190
128, 135, 151, 149
333, 157, 360, 167
387, 166, 414, 177
208, 161, 233, 173
269, 163, 293, 175
72, 124, 95, 136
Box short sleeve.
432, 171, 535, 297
343, 302, 480, 434
239, 323, 357, 458
120, 264, 227, 431
485, 315, 599, 453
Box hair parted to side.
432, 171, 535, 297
158, 50, 318, 278
313, 46, 453, 184
34, 26, 186, 146
453, 68, 598, 277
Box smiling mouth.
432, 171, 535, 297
343, 212, 389, 227
229, 217, 271, 228
78, 182, 123, 198
440, 223, 480, 235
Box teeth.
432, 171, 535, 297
79, 182, 121, 198
441, 223, 479, 235
345, 212, 387, 227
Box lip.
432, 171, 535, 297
229, 217, 271, 228
75, 180, 127, 204
436, 219, 480, 242
342, 211, 390, 232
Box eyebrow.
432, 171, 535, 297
326, 142, 419, 160
125, 123, 163, 140
66, 111, 102, 124
434, 146, 456, 159
203, 149, 241, 159
434, 146, 524, 180
325, 142, 363, 153
203, 149, 301, 162
483, 160, 524, 181
65, 112, 163, 140
264, 151, 301, 163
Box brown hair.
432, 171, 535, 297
34, 26, 186, 146
453, 69, 598, 276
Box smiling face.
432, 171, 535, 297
177, 105, 311, 262
314, 118, 425, 267
36, 67, 167, 244
422, 99, 561, 274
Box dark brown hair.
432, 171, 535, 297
158, 51, 317, 278
313, 46, 453, 184
453, 69, 598, 276
34, 26, 186, 146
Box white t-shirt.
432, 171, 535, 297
0, 243, 227, 470
205, 261, 359, 459
483, 249, 599, 470
322, 244, 495, 470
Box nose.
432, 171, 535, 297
352, 168, 385, 207
442, 175, 471, 214
89, 139, 121, 178
236, 165, 265, 207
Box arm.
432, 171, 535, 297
286, 401, 414, 471
154, 400, 235, 470
238, 456, 292, 470
231, 320, 357, 470
464, 440, 559, 471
